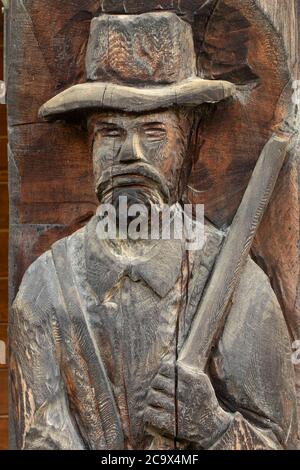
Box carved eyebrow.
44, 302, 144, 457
141, 122, 166, 128
94, 122, 125, 135
95, 121, 121, 128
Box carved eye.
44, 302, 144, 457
142, 124, 166, 140
96, 125, 123, 138
104, 129, 122, 138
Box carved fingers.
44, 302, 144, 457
145, 362, 176, 437
145, 360, 231, 446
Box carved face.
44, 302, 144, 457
88, 109, 195, 209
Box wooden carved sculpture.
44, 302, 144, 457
6, 1, 300, 450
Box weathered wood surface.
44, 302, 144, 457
6, 0, 299, 289
0, 369, 8, 415
0, 280, 8, 324
250, 0, 300, 426
39, 79, 235, 118
5, 0, 300, 449
180, 135, 290, 368
0, 231, 7, 278
0, 6, 8, 451
149, 132, 290, 449
0, 418, 8, 449
256, 0, 299, 74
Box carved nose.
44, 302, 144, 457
118, 134, 145, 164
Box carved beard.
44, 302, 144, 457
96, 165, 170, 211
105, 186, 165, 212
98, 179, 166, 244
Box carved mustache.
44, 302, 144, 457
96, 163, 170, 202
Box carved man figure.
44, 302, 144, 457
10, 12, 298, 450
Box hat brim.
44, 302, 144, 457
39, 78, 236, 120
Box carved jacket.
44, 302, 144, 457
10, 215, 298, 450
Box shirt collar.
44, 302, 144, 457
85, 215, 186, 299
84, 213, 224, 300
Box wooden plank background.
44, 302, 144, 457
0, 10, 8, 450
3, 0, 300, 449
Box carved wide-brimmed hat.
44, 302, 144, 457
39, 12, 236, 119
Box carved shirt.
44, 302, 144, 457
10, 215, 298, 450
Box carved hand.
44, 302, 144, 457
145, 360, 232, 448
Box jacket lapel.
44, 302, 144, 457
51, 237, 124, 450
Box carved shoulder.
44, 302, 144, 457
10, 242, 88, 450
12, 249, 59, 328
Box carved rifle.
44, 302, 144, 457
150, 131, 291, 449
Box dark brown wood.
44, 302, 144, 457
0, 106, 6, 136
0, 369, 8, 415
0, 417, 8, 450
0, 138, 7, 183
0, 231, 8, 278
0, 183, 8, 229
0, 4, 8, 450
5, 0, 300, 451
0, 280, 8, 323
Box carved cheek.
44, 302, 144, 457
142, 143, 163, 166
141, 139, 170, 168
154, 139, 183, 182
93, 139, 122, 175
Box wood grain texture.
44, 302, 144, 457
0, 183, 8, 229
9, 220, 94, 301
85, 12, 198, 84
0, 8, 8, 450
39, 79, 235, 118
11, 215, 298, 449
256, 0, 299, 76
0, 231, 8, 278
0, 106, 6, 136
0, 280, 8, 323
0, 417, 8, 450
0, 369, 8, 415
5, 0, 294, 271
180, 135, 289, 368
0, 139, 7, 183
186, 0, 291, 228
5, 0, 300, 450
0, 46, 3, 80
8, 124, 97, 226
5, 0, 292, 222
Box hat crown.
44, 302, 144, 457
85, 12, 197, 86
